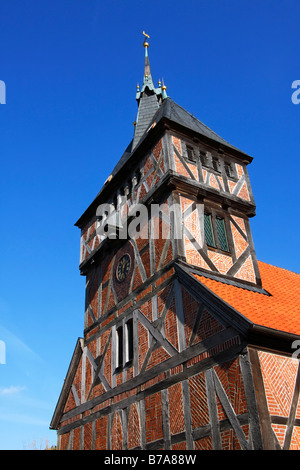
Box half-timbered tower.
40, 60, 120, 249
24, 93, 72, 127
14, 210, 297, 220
51, 35, 300, 450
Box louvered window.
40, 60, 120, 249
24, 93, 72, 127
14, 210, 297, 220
204, 212, 230, 253
204, 213, 216, 248
216, 216, 229, 252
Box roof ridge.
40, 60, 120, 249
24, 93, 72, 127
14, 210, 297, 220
171, 98, 250, 154
257, 260, 300, 276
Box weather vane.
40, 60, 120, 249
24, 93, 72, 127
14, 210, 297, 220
143, 31, 150, 47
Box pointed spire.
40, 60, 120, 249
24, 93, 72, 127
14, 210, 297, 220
142, 32, 157, 94
143, 31, 151, 77
136, 31, 157, 96
133, 32, 167, 149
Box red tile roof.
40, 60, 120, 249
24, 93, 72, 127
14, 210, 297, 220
192, 261, 300, 336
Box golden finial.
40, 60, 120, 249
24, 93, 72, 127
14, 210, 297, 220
161, 78, 167, 99
143, 31, 150, 47
158, 79, 161, 87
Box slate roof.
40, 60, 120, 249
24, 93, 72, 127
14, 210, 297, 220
132, 92, 160, 149
75, 96, 251, 227
151, 97, 251, 156
109, 97, 251, 179
192, 261, 300, 336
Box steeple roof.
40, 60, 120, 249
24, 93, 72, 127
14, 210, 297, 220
109, 96, 252, 182
75, 35, 252, 228
108, 33, 252, 185
132, 32, 167, 149
75, 95, 252, 229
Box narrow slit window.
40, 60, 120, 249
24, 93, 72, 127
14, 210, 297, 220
115, 319, 134, 370
216, 216, 229, 252
204, 213, 216, 248
116, 326, 123, 369
125, 319, 133, 363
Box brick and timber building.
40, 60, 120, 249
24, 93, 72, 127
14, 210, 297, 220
50, 34, 300, 450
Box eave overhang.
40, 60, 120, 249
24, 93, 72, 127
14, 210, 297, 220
77, 170, 256, 276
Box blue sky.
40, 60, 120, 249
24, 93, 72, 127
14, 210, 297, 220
0, 0, 299, 450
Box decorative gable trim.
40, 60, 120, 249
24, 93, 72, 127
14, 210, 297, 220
50, 338, 84, 430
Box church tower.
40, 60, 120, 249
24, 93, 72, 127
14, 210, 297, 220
51, 34, 300, 451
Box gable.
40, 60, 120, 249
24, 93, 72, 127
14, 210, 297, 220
51, 266, 247, 432
50, 338, 84, 430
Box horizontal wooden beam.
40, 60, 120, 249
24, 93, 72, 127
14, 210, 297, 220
57, 335, 244, 432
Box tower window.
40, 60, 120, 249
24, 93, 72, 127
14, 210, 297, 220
204, 212, 230, 253
126, 181, 132, 198
186, 145, 196, 162
200, 151, 208, 167
212, 157, 220, 172
134, 169, 141, 186
224, 161, 235, 178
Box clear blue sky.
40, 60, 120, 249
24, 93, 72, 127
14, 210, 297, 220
0, 0, 299, 450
